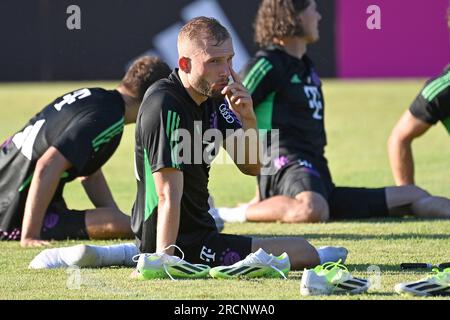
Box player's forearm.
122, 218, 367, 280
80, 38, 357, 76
156, 199, 181, 255
236, 118, 261, 176
388, 137, 415, 185
21, 165, 61, 240
80, 170, 118, 209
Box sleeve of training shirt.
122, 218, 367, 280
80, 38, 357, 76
409, 73, 450, 125
138, 91, 184, 172
241, 55, 282, 107
53, 110, 124, 172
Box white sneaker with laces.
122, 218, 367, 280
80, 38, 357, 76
209, 248, 290, 279
394, 268, 450, 296
300, 260, 370, 296
133, 245, 210, 280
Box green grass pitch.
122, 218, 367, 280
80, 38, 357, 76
0, 80, 448, 300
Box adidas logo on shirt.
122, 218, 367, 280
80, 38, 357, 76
291, 74, 302, 84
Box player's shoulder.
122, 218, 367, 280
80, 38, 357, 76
141, 74, 186, 113
426, 66, 450, 84
241, 47, 287, 79
62, 87, 123, 107
420, 65, 450, 101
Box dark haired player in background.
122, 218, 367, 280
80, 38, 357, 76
0, 56, 171, 247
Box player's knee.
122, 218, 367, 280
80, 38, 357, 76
401, 185, 430, 202
285, 193, 329, 223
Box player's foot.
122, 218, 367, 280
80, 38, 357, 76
209, 248, 290, 279
29, 244, 99, 269
212, 206, 248, 223
394, 268, 450, 296
300, 260, 370, 296
317, 246, 348, 264
29, 243, 138, 269
133, 252, 210, 280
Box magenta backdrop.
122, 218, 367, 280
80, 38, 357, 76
336, 0, 450, 78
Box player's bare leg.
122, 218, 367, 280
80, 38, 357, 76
246, 191, 329, 223
386, 185, 450, 218
85, 208, 133, 239
252, 237, 347, 270
411, 196, 450, 218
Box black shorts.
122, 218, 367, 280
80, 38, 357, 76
40, 201, 89, 240
259, 160, 388, 220
176, 231, 252, 267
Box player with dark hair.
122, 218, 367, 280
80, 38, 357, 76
212, 0, 450, 226
0, 56, 171, 247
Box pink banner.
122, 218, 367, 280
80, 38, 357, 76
336, 0, 450, 78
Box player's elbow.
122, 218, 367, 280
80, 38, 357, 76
157, 190, 182, 211
388, 128, 412, 151
35, 156, 61, 178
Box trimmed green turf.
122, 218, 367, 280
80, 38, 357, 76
0, 80, 449, 300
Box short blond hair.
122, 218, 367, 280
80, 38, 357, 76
178, 16, 230, 53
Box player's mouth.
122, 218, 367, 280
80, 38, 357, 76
212, 81, 228, 90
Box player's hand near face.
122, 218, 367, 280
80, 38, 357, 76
221, 68, 255, 124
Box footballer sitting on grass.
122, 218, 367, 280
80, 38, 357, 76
30, 17, 348, 281
0, 56, 170, 247
211, 0, 450, 226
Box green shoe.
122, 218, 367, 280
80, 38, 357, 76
300, 260, 370, 295
395, 268, 450, 296
209, 248, 290, 279
133, 252, 210, 280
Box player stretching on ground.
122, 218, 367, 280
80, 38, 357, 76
212, 0, 450, 226
0, 56, 171, 247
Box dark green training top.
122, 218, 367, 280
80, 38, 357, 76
132, 69, 242, 253
0, 88, 125, 239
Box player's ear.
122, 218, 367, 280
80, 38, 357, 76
179, 57, 191, 73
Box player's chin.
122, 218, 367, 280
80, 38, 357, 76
209, 89, 225, 100
212, 82, 227, 92
306, 33, 320, 44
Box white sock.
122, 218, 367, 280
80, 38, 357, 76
216, 205, 248, 223
29, 243, 138, 269
316, 246, 348, 264
89, 243, 139, 267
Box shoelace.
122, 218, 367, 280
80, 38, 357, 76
428, 268, 450, 284
314, 259, 348, 275
236, 251, 287, 279
132, 244, 185, 281
313, 259, 350, 293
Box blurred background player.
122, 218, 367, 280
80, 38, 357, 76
211, 0, 450, 226
388, 8, 449, 186
388, 65, 449, 185
0, 56, 171, 247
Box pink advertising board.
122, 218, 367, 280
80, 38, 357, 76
336, 0, 450, 78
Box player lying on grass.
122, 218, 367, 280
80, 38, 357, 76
30, 17, 348, 278
0, 56, 171, 247
388, 64, 450, 186
211, 0, 450, 227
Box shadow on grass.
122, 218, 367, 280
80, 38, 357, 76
245, 233, 449, 241
328, 217, 450, 224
